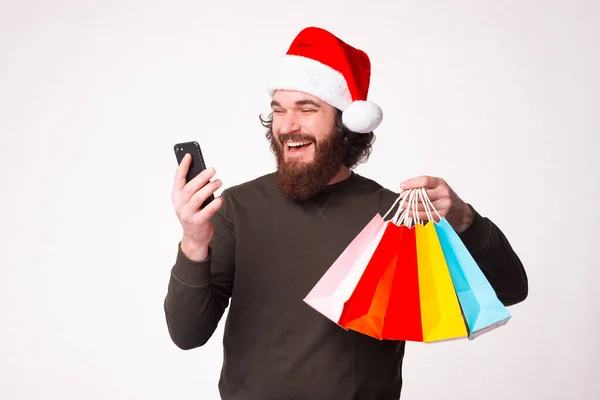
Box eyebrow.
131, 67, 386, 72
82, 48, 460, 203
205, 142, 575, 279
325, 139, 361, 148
270, 100, 322, 108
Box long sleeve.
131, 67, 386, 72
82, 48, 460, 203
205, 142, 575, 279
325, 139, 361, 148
164, 193, 236, 350
459, 204, 528, 307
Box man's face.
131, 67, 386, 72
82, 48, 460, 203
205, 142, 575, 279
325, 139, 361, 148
270, 90, 337, 164
269, 90, 345, 201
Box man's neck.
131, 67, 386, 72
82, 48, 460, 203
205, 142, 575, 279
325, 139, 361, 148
327, 166, 352, 185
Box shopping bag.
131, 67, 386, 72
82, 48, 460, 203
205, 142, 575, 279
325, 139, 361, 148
303, 195, 404, 325
397, 188, 466, 343
416, 220, 469, 342
337, 222, 403, 339
381, 225, 423, 342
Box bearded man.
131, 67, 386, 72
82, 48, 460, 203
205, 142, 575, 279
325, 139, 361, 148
165, 26, 528, 400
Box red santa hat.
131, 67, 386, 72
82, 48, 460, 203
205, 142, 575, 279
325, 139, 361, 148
267, 27, 383, 134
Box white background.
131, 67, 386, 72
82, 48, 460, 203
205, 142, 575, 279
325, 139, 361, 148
1, 0, 598, 399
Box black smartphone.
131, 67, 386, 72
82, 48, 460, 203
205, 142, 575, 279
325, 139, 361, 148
174, 141, 215, 208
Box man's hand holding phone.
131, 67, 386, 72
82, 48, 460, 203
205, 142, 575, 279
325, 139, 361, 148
171, 153, 224, 261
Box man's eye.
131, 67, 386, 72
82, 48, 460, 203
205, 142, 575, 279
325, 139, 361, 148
301, 109, 316, 113
273, 109, 285, 114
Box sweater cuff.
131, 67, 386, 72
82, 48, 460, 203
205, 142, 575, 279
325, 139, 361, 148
457, 204, 491, 253
172, 242, 212, 286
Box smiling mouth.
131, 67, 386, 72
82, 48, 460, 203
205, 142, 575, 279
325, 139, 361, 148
286, 140, 314, 154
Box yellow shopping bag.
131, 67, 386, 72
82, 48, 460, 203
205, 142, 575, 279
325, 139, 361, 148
416, 221, 468, 342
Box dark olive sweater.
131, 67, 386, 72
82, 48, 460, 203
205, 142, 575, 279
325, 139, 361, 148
164, 172, 528, 400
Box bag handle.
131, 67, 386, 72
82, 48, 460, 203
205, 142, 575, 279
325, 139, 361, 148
415, 188, 424, 225
393, 189, 416, 227
391, 190, 412, 223
382, 190, 410, 221
419, 188, 442, 222
417, 188, 433, 222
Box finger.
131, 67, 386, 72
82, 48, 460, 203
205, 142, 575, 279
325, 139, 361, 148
400, 176, 443, 190
196, 195, 224, 220
405, 210, 437, 222
401, 190, 438, 210
172, 153, 192, 197
188, 179, 223, 210
426, 183, 453, 201
430, 197, 452, 212
420, 186, 452, 205
402, 199, 427, 211
400, 197, 448, 219
179, 167, 217, 205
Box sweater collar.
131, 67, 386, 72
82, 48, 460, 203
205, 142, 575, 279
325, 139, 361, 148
317, 171, 361, 194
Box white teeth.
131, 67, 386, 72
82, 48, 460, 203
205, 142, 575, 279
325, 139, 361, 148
287, 141, 312, 147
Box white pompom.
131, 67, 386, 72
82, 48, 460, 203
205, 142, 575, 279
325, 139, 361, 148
341, 100, 383, 133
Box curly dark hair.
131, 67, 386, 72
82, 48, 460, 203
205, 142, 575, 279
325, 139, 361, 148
259, 110, 376, 169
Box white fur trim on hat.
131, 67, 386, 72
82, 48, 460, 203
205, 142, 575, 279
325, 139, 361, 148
267, 54, 353, 111
342, 100, 383, 133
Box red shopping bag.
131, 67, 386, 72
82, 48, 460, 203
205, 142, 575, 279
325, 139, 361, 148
338, 222, 402, 339
381, 225, 423, 342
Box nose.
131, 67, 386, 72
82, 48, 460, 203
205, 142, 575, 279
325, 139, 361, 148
277, 111, 301, 135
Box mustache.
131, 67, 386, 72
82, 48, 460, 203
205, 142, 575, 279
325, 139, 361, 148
278, 133, 317, 144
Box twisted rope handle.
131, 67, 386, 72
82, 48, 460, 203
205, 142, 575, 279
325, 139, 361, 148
382, 189, 414, 222
393, 189, 416, 227
419, 188, 442, 223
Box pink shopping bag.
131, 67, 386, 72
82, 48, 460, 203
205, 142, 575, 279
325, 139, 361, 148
303, 195, 404, 326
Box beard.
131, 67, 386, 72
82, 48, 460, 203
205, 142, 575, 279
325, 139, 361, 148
270, 130, 345, 201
